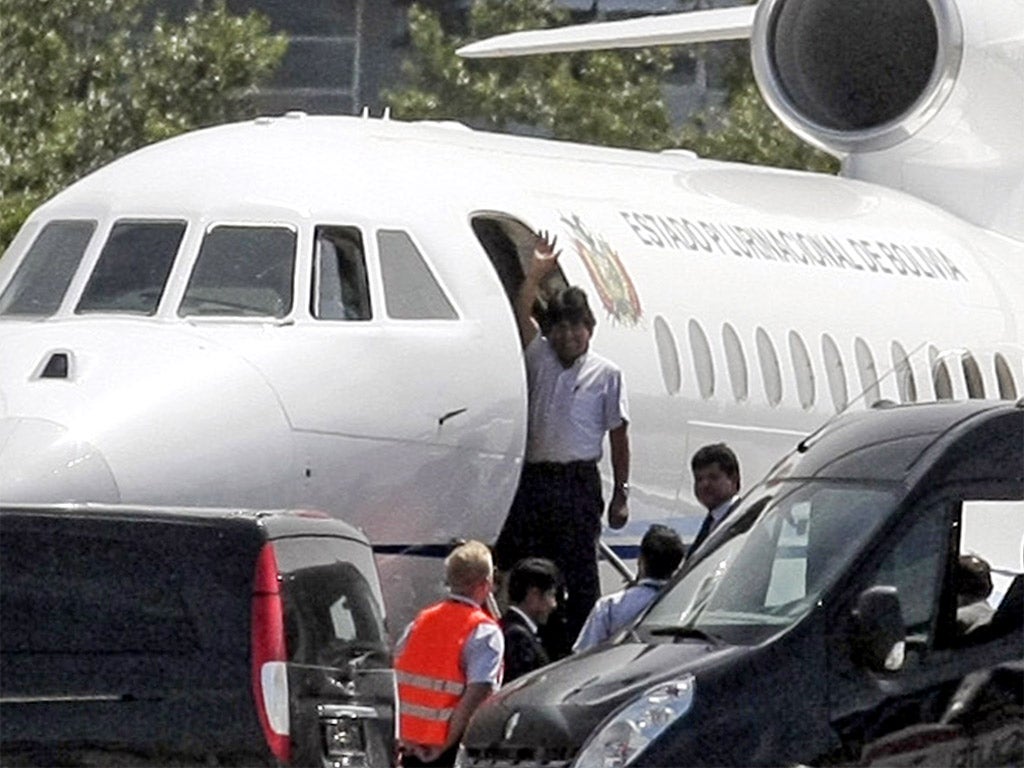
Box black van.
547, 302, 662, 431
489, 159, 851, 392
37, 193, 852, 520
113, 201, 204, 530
0, 505, 395, 767
459, 400, 1024, 767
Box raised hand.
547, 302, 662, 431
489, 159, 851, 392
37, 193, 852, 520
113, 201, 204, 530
528, 229, 562, 280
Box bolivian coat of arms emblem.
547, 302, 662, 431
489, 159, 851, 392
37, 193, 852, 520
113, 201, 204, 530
561, 213, 642, 326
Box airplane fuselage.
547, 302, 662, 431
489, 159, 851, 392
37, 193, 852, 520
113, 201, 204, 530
1, 115, 1022, 629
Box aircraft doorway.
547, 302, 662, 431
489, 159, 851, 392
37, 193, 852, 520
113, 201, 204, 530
470, 214, 568, 326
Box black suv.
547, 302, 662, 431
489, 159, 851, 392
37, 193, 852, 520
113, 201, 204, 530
0, 505, 395, 766
460, 400, 1023, 767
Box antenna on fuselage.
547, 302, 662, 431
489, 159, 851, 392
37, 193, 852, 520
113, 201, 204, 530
359, 106, 391, 120
797, 341, 929, 453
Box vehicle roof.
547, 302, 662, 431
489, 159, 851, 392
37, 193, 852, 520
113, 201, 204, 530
0, 502, 370, 543
775, 399, 1024, 487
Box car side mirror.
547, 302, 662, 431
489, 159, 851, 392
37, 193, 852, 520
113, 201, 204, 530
851, 585, 906, 672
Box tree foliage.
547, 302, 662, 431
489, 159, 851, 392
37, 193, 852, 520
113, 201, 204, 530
388, 0, 837, 173
680, 58, 838, 174
387, 0, 674, 150
0, 0, 288, 250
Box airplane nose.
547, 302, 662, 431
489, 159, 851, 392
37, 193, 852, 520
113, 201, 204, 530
0, 417, 119, 503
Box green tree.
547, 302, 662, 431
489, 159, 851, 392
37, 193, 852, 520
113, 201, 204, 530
387, 0, 674, 150
388, 0, 837, 173
680, 57, 838, 173
0, 0, 288, 250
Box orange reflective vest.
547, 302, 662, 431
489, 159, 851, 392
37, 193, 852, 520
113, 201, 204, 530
395, 599, 497, 747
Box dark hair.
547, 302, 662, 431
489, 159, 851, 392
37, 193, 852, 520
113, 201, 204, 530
546, 286, 595, 331
957, 554, 993, 602
640, 524, 685, 580
690, 442, 740, 484
508, 557, 560, 603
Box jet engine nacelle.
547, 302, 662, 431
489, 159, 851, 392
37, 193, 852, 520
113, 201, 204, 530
751, 0, 1024, 240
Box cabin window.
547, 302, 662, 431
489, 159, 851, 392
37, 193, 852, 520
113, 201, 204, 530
789, 331, 815, 410
179, 225, 296, 318
76, 220, 185, 315
688, 319, 714, 399
377, 230, 457, 320
933, 359, 954, 400
854, 337, 881, 406
891, 341, 918, 403
312, 226, 371, 320
653, 315, 681, 396
994, 353, 1018, 400
722, 322, 748, 402
0, 220, 96, 317
821, 334, 848, 412
756, 327, 782, 407
961, 352, 985, 398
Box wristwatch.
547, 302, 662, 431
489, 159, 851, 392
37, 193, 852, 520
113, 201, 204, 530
614, 482, 630, 497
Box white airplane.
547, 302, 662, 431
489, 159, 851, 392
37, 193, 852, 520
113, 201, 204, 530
1, 0, 1021, 634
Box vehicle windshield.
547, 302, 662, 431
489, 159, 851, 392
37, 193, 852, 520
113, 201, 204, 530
640, 480, 896, 646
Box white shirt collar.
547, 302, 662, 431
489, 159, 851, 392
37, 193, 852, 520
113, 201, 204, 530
507, 605, 538, 634
447, 592, 482, 609
710, 495, 740, 525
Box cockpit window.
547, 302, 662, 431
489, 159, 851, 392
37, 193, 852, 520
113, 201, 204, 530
641, 481, 894, 645
179, 225, 295, 318
76, 220, 185, 315
0, 220, 96, 317
377, 229, 457, 320
312, 226, 371, 320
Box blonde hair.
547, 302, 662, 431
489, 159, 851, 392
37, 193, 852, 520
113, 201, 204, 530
445, 540, 493, 595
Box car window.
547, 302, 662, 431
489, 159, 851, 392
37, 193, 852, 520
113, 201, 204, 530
867, 503, 946, 643
643, 481, 894, 645
952, 499, 1024, 644
274, 536, 388, 668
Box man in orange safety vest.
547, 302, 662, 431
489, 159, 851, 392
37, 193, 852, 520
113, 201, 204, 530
395, 540, 504, 766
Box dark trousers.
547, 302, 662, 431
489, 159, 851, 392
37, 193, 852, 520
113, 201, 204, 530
494, 461, 603, 659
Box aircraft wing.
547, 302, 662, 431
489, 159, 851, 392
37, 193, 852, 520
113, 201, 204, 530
457, 5, 755, 58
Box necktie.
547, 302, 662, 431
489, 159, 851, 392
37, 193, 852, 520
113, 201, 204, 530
689, 513, 715, 556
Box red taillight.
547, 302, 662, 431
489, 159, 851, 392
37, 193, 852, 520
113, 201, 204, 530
252, 543, 290, 764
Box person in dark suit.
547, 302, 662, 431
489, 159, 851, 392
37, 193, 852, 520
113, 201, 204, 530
688, 443, 741, 557
500, 558, 560, 683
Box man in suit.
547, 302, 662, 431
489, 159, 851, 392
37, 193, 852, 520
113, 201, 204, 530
688, 443, 741, 557
500, 558, 560, 683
